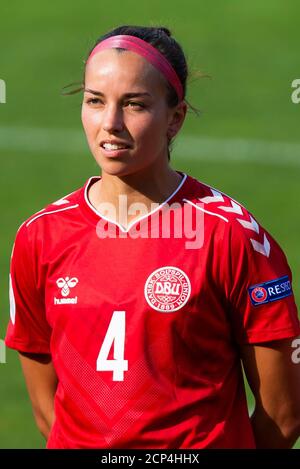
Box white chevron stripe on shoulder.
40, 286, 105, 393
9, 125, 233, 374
200, 187, 244, 215
183, 199, 229, 222
199, 183, 247, 210
250, 234, 271, 257
199, 189, 224, 204
218, 200, 243, 215
26, 204, 79, 227
198, 184, 271, 257
52, 189, 79, 206
53, 198, 70, 206
237, 215, 259, 233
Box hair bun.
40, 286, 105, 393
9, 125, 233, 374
158, 27, 171, 37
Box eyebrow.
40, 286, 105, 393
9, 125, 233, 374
84, 88, 151, 98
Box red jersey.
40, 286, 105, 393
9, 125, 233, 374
5, 172, 300, 449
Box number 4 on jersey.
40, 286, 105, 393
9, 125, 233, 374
96, 310, 128, 381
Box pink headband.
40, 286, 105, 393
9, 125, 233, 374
86, 35, 184, 102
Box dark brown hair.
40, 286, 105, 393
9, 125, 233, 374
89, 25, 187, 107
62, 25, 204, 158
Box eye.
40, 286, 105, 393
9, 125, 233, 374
86, 97, 103, 105
126, 101, 145, 109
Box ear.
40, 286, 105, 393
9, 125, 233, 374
167, 101, 188, 140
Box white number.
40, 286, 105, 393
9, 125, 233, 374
96, 310, 128, 381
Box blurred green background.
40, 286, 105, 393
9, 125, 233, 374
0, 0, 299, 448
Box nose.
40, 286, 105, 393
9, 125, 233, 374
102, 104, 124, 133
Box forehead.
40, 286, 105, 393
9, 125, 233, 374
85, 49, 166, 93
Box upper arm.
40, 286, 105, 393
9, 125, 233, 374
5, 224, 51, 354
18, 352, 58, 425
241, 337, 300, 419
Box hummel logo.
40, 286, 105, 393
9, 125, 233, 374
54, 277, 78, 305
56, 277, 78, 297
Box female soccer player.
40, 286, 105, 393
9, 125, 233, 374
5, 25, 300, 449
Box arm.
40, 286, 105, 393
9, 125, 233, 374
19, 352, 58, 440
241, 337, 300, 448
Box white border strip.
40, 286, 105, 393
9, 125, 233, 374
0, 126, 300, 167
26, 204, 79, 227
84, 174, 187, 232
183, 199, 229, 223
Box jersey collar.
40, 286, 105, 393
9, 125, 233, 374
80, 172, 188, 232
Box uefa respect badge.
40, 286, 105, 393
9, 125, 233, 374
248, 275, 293, 306
144, 266, 191, 312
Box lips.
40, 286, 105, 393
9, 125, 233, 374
100, 140, 132, 150
99, 140, 133, 158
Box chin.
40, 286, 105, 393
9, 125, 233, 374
99, 160, 140, 178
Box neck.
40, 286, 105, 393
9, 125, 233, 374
88, 161, 183, 228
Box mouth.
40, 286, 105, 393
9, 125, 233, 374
99, 141, 132, 158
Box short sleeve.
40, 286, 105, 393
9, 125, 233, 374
5, 223, 52, 353
221, 217, 300, 344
